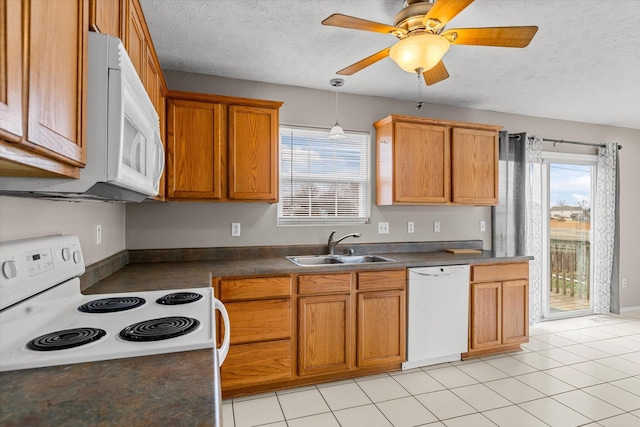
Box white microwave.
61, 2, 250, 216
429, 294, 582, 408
0, 33, 164, 202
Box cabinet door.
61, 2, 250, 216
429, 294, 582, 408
228, 105, 278, 201
470, 281, 502, 349
0, 0, 22, 141
125, 0, 145, 79
393, 121, 450, 203
89, 0, 124, 36
451, 128, 498, 205
502, 280, 529, 344
357, 290, 406, 367
166, 99, 224, 199
298, 294, 352, 376
26, 0, 87, 168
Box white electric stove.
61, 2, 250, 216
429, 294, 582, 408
0, 235, 230, 372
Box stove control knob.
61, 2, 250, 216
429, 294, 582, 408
2, 260, 18, 279
73, 251, 83, 265
61, 247, 72, 261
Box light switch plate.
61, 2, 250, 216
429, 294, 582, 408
433, 221, 440, 233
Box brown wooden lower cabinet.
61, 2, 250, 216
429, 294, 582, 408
357, 289, 406, 367
216, 269, 407, 397
463, 262, 529, 358
297, 294, 352, 376
215, 275, 294, 394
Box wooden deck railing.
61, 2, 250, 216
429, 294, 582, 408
549, 239, 590, 301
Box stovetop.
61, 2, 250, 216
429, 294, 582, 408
0, 235, 226, 372
0, 279, 215, 371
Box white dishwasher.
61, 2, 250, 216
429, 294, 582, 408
403, 265, 470, 370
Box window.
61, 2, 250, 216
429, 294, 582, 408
278, 126, 370, 225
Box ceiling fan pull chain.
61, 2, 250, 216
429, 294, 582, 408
416, 70, 425, 109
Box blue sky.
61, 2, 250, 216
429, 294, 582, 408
549, 163, 591, 207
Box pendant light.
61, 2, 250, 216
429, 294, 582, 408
328, 78, 346, 139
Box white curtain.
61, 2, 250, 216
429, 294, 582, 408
593, 142, 620, 314
525, 135, 544, 324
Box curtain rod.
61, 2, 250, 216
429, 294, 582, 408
508, 134, 622, 150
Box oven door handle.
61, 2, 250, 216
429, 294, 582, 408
214, 298, 230, 364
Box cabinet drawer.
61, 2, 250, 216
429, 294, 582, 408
221, 339, 292, 390
220, 276, 291, 301
472, 262, 528, 283
225, 299, 291, 345
357, 269, 405, 291
297, 273, 352, 295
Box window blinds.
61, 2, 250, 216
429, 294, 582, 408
279, 126, 370, 224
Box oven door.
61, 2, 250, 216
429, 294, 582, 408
106, 67, 164, 196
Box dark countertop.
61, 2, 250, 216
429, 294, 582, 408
0, 243, 530, 425
84, 249, 532, 294
0, 349, 219, 426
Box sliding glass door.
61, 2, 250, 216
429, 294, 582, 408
542, 153, 596, 319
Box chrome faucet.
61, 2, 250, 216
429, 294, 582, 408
327, 230, 361, 255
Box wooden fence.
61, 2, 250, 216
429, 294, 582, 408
549, 239, 590, 300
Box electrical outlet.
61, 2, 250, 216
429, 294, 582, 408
408, 221, 415, 233
96, 225, 102, 245
480, 220, 486, 232
433, 221, 441, 233
231, 223, 241, 237
378, 222, 389, 234
622, 278, 627, 288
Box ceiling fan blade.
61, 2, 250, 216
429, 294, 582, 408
423, 0, 475, 28
442, 26, 539, 47
423, 61, 449, 85
336, 47, 391, 76
322, 13, 405, 35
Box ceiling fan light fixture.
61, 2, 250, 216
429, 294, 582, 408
389, 33, 450, 73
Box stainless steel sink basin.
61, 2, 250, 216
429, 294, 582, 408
285, 255, 344, 266
285, 254, 396, 266
333, 255, 397, 264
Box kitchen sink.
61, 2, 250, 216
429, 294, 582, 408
285, 254, 396, 266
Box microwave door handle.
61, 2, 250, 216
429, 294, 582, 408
131, 134, 143, 172
153, 133, 165, 189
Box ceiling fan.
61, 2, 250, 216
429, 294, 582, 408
322, 0, 538, 85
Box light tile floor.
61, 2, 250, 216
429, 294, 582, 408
222, 310, 640, 427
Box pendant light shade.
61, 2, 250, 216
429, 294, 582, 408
328, 78, 346, 139
389, 33, 450, 73
329, 122, 346, 139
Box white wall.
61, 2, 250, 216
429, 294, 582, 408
126, 71, 640, 308
0, 196, 126, 266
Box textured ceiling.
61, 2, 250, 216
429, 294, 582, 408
140, 0, 640, 129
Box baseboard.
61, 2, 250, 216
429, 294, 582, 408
620, 306, 640, 313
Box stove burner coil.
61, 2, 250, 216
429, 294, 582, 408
155, 292, 203, 305
27, 327, 107, 351
119, 316, 200, 342
78, 297, 146, 313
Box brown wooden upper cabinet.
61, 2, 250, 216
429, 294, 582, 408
166, 91, 282, 202
0, 0, 88, 178
374, 115, 501, 206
